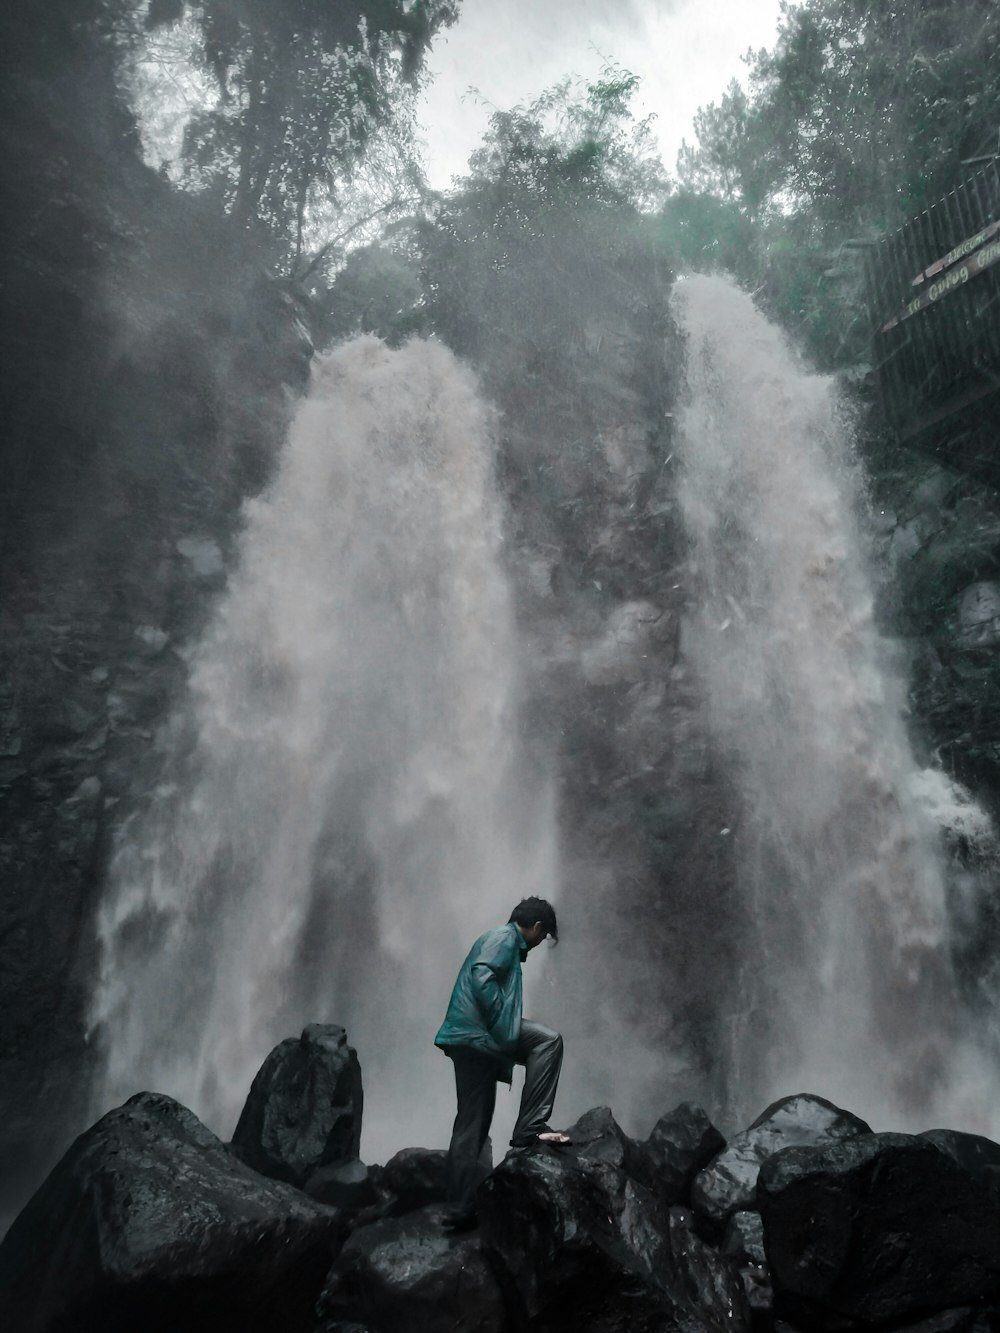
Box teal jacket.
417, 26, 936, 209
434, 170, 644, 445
434, 923, 527, 1083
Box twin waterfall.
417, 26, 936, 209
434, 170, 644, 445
91, 279, 998, 1150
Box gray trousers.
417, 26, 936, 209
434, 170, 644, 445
445, 1020, 564, 1213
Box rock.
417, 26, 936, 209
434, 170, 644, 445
0, 1092, 346, 1333
758, 1131, 1000, 1328
317, 1205, 505, 1333
919, 1127, 1000, 1179
643, 1101, 726, 1205
134, 624, 169, 653
478, 1143, 748, 1332
382, 1147, 449, 1213
722, 1209, 766, 1265
176, 536, 224, 578
304, 1158, 379, 1211
956, 581, 1000, 647
580, 600, 665, 686
692, 1093, 871, 1226
667, 1206, 752, 1327
565, 1105, 660, 1191
890, 1311, 1000, 1333
722, 1210, 772, 1313
232, 1024, 363, 1188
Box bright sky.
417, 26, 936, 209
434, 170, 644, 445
417, 0, 787, 188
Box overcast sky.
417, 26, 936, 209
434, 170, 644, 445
417, 0, 787, 188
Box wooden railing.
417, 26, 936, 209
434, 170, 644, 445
866, 161, 1000, 479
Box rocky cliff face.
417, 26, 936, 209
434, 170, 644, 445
0, 5, 312, 1220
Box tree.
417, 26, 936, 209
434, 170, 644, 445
417, 68, 669, 362
682, 0, 1000, 238
673, 0, 1000, 365
144, 0, 458, 266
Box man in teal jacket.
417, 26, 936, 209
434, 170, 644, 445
434, 896, 569, 1226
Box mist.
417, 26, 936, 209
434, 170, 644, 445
6, 0, 1000, 1264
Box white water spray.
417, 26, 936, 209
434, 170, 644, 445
91, 337, 557, 1157
673, 274, 999, 1132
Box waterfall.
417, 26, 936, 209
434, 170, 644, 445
90, 337, 557, 1158
672, 274, 999, 1133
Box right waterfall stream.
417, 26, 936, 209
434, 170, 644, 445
673, 273, 998, 1132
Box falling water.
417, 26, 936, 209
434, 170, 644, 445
673, 274, 999, 1132
90, 337, 557, 1157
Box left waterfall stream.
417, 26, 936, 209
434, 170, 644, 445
89, 337, 559, 1161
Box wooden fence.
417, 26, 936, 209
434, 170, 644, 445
866, 160, 1000, 479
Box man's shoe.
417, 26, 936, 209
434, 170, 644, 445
510, 1126, 572, 1149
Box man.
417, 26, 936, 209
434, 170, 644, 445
434, 897, 570, 1227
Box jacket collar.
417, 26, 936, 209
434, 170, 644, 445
509, 921, 528, 962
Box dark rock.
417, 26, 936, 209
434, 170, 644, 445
722, 1209, 766, 1265
758, 1131, 1000, 1328
668, 1206, 752, 1327
722, 1210, 772, 1313
0, 1092, 346, 1333
890, 1310, 1000, 1333
382, 1146, 449, 1213
304, 1158, 378, 1212
231, 1024, 362, 1188
919, 1127, 1000, 1178
692, 1093, 871, 1226
565, 1105, 660, 1191
643, 1101, 726, 1204
317, 1205, 505, 1333
478, 1143, 750, 1332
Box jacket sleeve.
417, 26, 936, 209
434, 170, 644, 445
469, 930, 516, 1030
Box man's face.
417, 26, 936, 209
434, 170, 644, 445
521, 921, 548, 950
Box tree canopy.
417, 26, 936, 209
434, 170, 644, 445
682, 0, 1000, 235
141, 0, 458, 267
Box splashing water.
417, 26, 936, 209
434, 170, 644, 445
90, 337, 557, 1157
672, 274, 999, 1132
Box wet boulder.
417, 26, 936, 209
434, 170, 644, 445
565, 1105, 660, 1190
317, 1205, 505, 1333
304, 1158, 379, 1212
382, 1147, 449, 1213
919, 1127, 1000, 1182
232, 1024, 362, 1188
478, 1144, 749, 1332
667, 1206, 752, 1327
885, 1312, 1000, 1333
758, 1131, 1000, 1328
722, 1210, 772, 1313
0, 1092, 346, 1333
692, 1093, 870, 1226
643, 1101, 726, 1205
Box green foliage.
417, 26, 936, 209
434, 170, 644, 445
676, 0, 1000, 365
320, 238, 426, 344
143, 0, 458, 266
417, 68, 669, 363
398, 69, 674, 555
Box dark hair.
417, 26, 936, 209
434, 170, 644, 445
509, 897, 558, 943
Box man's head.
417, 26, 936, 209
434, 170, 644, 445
509, 897, 558, 949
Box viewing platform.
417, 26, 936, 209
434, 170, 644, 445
866, 160, 1000, 482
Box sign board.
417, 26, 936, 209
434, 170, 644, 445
879, 226, 1000, 332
